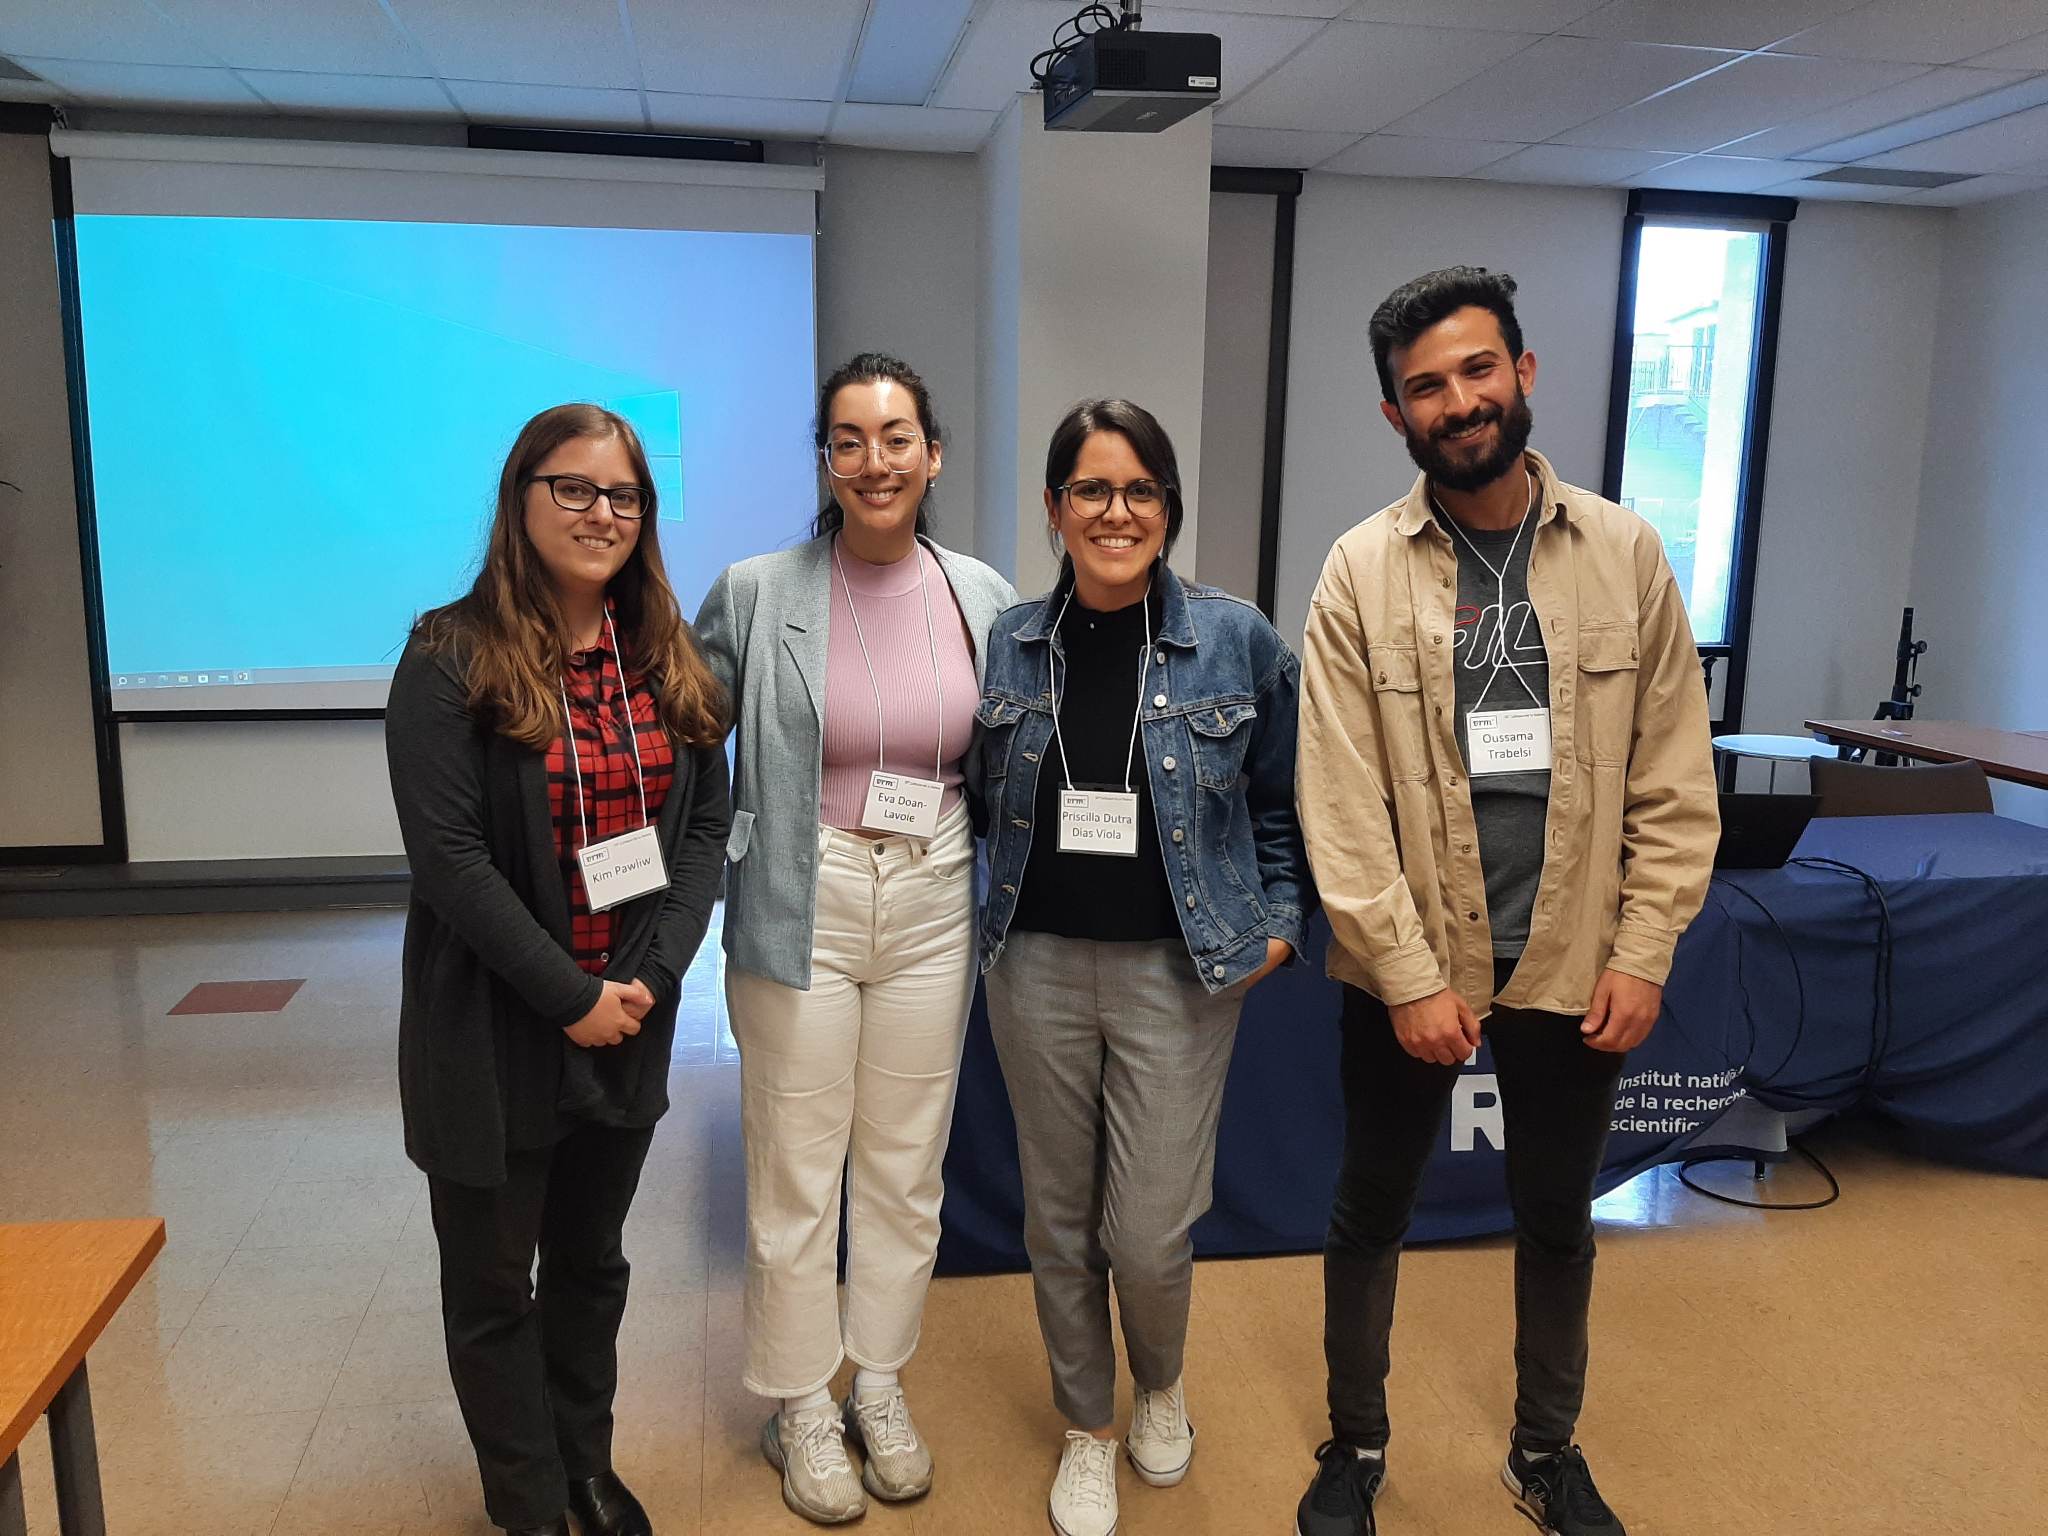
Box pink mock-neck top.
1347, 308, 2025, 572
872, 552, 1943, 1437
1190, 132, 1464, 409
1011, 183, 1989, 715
820, 541, 979, 831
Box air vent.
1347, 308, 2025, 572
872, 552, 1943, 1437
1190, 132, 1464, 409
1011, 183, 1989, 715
1802, 167, 1976, 189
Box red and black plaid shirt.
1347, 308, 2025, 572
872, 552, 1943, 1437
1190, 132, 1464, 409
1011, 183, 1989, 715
546, 621, 675, 975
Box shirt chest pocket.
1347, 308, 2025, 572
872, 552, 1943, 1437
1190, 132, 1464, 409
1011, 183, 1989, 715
1369, 644, 1429, 781
1574, 625, 1640, 766
1187, 700, 1258, 791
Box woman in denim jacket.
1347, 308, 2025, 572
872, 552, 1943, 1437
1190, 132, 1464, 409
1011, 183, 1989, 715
968, 398, 1311, 1536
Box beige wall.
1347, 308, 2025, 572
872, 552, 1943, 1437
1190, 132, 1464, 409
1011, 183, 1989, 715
1910, 184, 2048, 822
0, 129, 105, 851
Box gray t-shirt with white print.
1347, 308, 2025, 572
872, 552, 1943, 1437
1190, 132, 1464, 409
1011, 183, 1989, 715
1439, 505, 1552, 959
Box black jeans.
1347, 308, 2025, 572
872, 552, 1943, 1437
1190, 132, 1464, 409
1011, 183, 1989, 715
428, 1121, 655, 1528
1324, 964, 1625, 1452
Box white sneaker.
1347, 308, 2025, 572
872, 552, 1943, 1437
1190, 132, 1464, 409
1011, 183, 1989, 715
1049, 1429, 1120, 1536
761, 1404, 866, 1525
1125, 1376, 1196, 1487
843, 1385, 934, 1501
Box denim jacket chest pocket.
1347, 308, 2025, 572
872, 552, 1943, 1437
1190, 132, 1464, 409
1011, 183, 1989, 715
1185, 698, 1259, 791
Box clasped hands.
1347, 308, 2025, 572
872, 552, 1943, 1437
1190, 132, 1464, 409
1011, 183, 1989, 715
1388, 969, 1661, 1064
564, 978, 656, 1048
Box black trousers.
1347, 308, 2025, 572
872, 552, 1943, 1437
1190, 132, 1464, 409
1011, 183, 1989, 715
428, 1121, 655, 1529
1324, 963, 1625, 1452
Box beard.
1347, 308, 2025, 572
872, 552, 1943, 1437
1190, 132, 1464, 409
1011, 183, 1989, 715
1401, 386, 1534, 493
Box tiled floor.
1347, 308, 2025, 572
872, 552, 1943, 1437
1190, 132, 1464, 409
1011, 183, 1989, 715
2, 906, 2043, 1535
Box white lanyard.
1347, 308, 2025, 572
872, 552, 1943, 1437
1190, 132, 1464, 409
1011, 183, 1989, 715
1436, 474, 1544, 709
1047, 584, 1153, 792
556, 606, 650, 852
833, 537, 946, 782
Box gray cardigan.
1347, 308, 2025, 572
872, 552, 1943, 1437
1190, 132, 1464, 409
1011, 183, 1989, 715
694, 532, 1018, 989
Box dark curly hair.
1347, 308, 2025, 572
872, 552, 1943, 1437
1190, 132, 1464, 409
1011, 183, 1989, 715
1368, 266, 1525, 405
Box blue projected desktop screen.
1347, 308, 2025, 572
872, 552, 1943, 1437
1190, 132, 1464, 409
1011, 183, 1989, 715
75, 214, 818, 712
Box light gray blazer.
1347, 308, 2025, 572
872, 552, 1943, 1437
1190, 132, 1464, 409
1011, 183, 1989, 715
694, 531, 1019, 989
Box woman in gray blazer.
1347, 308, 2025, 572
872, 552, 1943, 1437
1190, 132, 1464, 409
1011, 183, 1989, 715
694, 353, 1016, 1525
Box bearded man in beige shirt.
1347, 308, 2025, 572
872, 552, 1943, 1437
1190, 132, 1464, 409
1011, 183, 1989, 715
1292, 267, 1717, 1536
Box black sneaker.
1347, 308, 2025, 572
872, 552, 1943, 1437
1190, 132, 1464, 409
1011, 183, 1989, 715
1502, 1444, 1626, 1535
1295, 1439, 1386, 1536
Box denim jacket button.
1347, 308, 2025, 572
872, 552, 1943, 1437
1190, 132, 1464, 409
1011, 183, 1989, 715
1185, 894, 1197, 910
1162, 755, 1177, 771
1153, 693, 1167, 708
1172, 828, 1185, 843
1213, 964, 1227, 980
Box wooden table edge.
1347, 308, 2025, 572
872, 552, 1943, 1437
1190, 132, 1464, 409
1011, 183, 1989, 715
1804, 720, 2048, 789
0, 1217, 165, 1461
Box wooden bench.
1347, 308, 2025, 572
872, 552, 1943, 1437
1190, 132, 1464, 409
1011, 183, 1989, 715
1, 1220, 165, 1536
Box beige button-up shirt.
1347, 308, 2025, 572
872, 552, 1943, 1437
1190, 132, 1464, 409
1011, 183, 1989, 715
1297, 451, 1718, 1016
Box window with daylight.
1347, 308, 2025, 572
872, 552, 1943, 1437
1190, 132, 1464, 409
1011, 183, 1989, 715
1602, 190, 1793, 730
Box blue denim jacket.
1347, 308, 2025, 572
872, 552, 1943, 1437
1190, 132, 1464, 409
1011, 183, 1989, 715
969, 562, 1313, 992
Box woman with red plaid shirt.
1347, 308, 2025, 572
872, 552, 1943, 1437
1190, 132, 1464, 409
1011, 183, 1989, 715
386, 403, 732, 1536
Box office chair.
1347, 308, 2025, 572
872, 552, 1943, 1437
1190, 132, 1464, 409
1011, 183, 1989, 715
1809, 756, 1993, 817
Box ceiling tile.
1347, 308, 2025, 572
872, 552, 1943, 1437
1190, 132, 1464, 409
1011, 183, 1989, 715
1963, 29, 2048, 70
1898, 170, 2048, 202
828, 102, 998, 150
1552, 50, 1922, 152
150, 0, 423, 75
10, 55, 267, 108
1183, 0, 1350, 16
931, 0, 1074, 111
1759, 170, 1913, 199
1148, 7, 1327, 104
1384, 36, 1728, 143
1715, 65, 2029, 159
1219, 19, 1538, 133
0, 0, 219, 67
1473, 142, 1680, 182
1209, 123, 1361, 165
844, 0, 979, 106
1568, 0, 1863, 51
1858, 100, 2048, 171
1317, 132, 1522, 175
0, 74, 67, 101
392, 0, 635, 89
236, 70, 455, 116
630, 0, 866, 100
1342, 0, 1605, 31
445, 79, 645, 129
1772, 0, 2048, 65
645, 92, 833, 138
1628, 152, 1836, 190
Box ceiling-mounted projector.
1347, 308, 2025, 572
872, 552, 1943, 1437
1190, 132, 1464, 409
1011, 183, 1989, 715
1042, 27, 1221, 133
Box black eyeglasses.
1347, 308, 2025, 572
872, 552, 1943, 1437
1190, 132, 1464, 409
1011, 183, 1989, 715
1056, 479, 1173, 520
528, 475, 651, 520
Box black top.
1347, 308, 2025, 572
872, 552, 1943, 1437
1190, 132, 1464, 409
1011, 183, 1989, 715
1009, 591, 1181, 942
384, 633, 731, 1188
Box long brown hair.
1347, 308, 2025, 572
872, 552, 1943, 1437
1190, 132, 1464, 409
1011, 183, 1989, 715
416, 403, 726, 750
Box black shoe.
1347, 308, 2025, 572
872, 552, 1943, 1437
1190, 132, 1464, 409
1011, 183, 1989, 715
1295, 1439, 1385, 1536
500, 1520, 570, 1536
566, 1471, 653, 1536
1502, 1444, 1625, 1535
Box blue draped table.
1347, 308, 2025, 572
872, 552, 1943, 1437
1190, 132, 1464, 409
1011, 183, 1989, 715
935, 813, 2048, 1274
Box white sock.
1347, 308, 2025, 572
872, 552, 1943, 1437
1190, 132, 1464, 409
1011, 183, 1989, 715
853, 1368, 899, 1400
781, 1388, 832, 1417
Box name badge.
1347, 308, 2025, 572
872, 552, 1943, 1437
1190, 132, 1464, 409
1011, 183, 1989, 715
1059, 788, 1140, 857
862, 770, 944, 838
1468, 707, 1553, 776
577, 824, 668, 913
